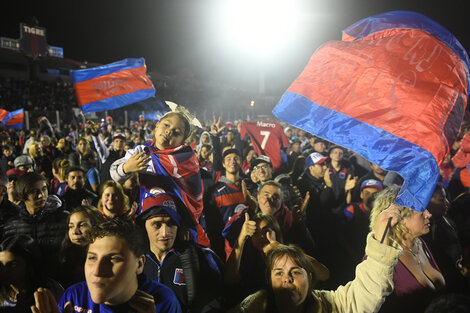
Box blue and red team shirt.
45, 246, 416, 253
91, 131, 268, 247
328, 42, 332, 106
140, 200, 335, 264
344, 201, 368, 222
58, 275, 181, 313
240, 121, 290, 171
210, 177, 246, 224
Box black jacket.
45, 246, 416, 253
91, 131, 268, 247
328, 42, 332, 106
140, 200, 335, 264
2, 195, 69, 278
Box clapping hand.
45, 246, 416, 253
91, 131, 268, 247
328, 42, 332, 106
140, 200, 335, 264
293, 191, 310, 223
30, 288, 73, 313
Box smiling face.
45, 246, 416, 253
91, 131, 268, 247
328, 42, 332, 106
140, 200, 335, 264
254, 162, 272, 182
68, 212, 93, 246
85, 236, 144, 305
271, 255, 311, 309
154, 115, 186, 150
100, 187, 123, 217
145, 215, 178, 260
223, 153, 241, 174
402, 209, 432, 238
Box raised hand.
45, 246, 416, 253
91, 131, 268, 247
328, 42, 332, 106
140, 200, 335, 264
128, 290, 156, 313
374, 203, 402, 245
344, 174, 358, 192
324, 169, 333, 188
210, 116, 225, 136
30, 288, 73, 313
262, 230, 283, 256
238, 212, 257, 246
293, 191, 310, 223
123, 151, 151, 174
86, 120, 98, 135
241, 180, 257, 212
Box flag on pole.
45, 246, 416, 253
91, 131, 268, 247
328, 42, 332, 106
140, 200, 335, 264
273, 11, 469, 212
72, 58, 155, 114
1, 108, 24, 129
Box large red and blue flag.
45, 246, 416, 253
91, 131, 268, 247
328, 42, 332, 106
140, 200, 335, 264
0, 108, 24, 129
139, 142, 210, 247
273, 11, 469, 212
72, 58, 155, 114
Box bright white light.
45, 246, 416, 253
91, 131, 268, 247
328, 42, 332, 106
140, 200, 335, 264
222, 0, 295, 57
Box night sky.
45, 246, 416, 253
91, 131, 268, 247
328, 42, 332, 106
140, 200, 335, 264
1, 0, 468, 105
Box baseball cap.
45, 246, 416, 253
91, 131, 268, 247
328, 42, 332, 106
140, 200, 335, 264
14, 155, 34, 168
113, 133, 126, 141
223, 148, 241, 159
360, 179, 384, 191
6, 168, 24, 180
305, 152, 328, 168
251, 155, 272, 169
138, 193, 181, 226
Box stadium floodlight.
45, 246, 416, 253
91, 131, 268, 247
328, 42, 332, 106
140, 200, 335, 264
220, 0, 295, 58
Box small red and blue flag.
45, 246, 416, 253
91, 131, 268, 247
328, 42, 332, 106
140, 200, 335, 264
72, 58, 155, 114
273, 11, 469, 212
1, 108, 24, 129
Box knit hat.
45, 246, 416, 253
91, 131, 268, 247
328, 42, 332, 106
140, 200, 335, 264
14, 155, 34, 168
138, 192, 181, 226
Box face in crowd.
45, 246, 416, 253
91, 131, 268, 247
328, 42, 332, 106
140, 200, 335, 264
200, 146, 211, 161
270, 255, 312, 309
258, 184, 282, 215
85, 235, 144, 305
254, 162, 272, 183
145, 215, 178, 259
113, 137, 125, 152
223, 152, 241, 175
426, 185, 450, 217
251, 219, 277, 251
402, 209, 432, 239
308, 162, 327, 179
25, 179, 48, 213
100, 186, 124, 217
67, 170, 85, 191
68, 211, 93, 246
312, 140, 325, 154
361, 187, 381, 211
329, 147, 344, 163
154, 114, 187, 150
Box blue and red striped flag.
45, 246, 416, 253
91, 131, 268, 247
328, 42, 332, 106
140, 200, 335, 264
139, 142, 210, 247
0, 108, 24, 129
72, 58, 155, 114
273, 11, 469, 212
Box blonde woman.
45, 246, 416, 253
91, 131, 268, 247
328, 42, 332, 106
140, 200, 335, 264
370, 185, 445, 312
51, 158, 70, 196
28, 142, 52, 179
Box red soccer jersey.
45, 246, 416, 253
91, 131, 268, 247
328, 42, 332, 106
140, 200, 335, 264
240, 121, 290, 171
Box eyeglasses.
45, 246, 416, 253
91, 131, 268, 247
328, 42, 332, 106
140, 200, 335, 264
253, 165, 269, 171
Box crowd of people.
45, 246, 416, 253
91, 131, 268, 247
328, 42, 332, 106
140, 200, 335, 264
1, 97, 470, 312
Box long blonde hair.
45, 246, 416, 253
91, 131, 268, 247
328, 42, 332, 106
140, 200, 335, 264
369, 185, 415, 244
28, 142, 43, 159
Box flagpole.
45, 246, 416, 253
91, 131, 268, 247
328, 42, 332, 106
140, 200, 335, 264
380, 217, 393, 244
